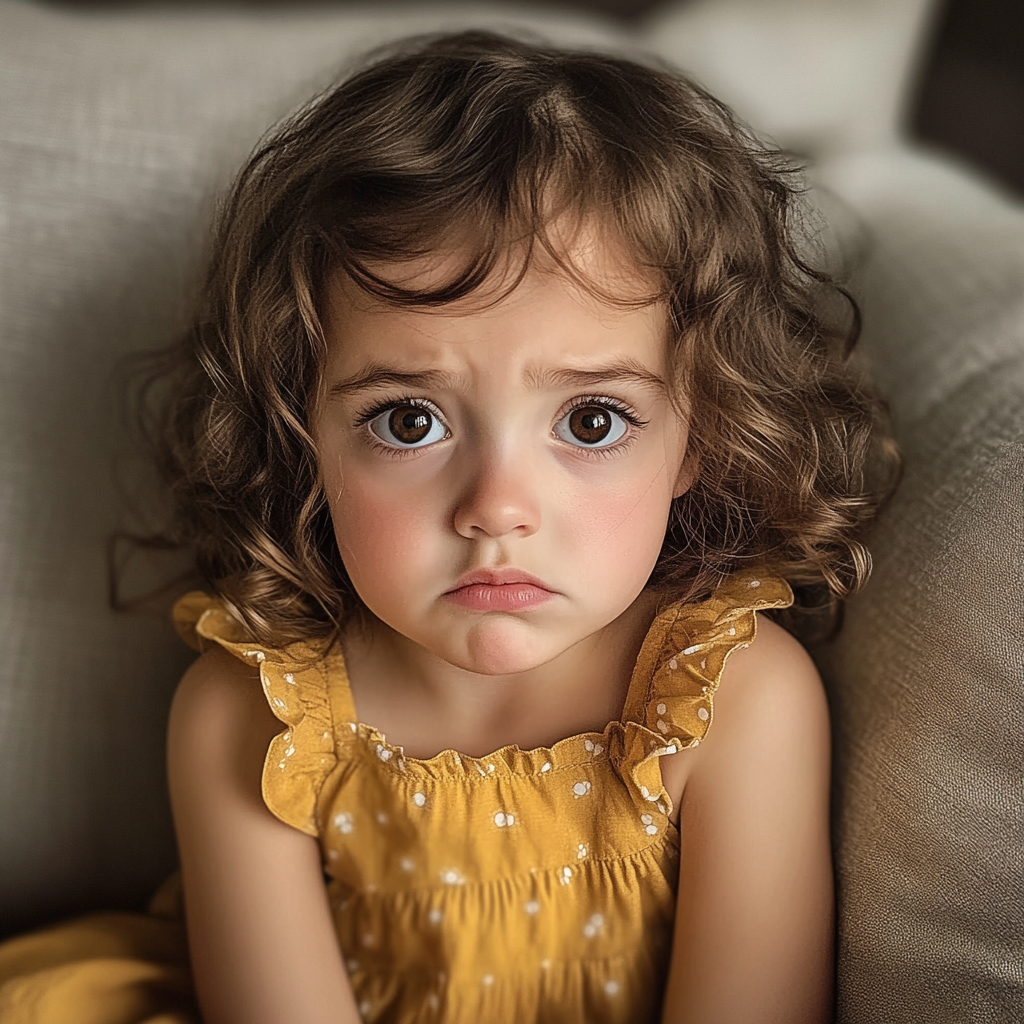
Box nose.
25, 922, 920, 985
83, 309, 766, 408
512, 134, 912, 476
451, 441, 541, 541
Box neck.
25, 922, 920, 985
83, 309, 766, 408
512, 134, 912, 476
341, 589, 663, 759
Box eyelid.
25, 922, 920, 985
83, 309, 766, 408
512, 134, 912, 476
353, 395, 447, 428
559, 394, 648, 427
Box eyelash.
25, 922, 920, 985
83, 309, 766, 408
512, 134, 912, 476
353, 394, 648, 459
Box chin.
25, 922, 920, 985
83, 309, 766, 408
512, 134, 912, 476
442, 618, 562, 677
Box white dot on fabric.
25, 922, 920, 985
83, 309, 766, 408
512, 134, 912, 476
428, 908, 443, 924
577, 843, 588, 859
440, 869, 464, 885
284, 672, 296, 684
525, 900, 540, 915
494, 811, 515, 827
641, 813, 653, 825
426, 993, 440, 1011
376, 744, 392, 762
560, 866, 573, 884
728, 627, 736, 636
272, 697, 286, 709
656, 702, 667, 715
668, 657, 678, 670
400, 857, 415, 872
487, 764, 496, 773
376, 811, 389, 825
656, 720, 669, 734
749, 579, 761, 588
285, 745, 295, 757
333, 812, 353, 834
244, 650, 266, 663
697, 706, 709, 721
359, 1000, 372, 1016
584, 739, 594, 751
482, 974, 494, 986
605, 980, 620, 996
640, 785, 650, 799
645, 824, 658, 835
683, 644, 700, 656
572, 781, 591, 797
593, 743, 604, 755
412, 792, 427, 807
582, 912, 604, 938
540, 761, 552, 773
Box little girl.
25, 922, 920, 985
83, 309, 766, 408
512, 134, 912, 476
0, 29, 895, 1024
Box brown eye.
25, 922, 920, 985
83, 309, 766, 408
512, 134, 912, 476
390, 407, 431, 443
555, 404, 628, 449
368, 403, 447, 448
569, 407, 611, 444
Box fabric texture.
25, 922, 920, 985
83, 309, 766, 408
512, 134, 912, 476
812, 148, 1024, 1024
0, 572, 792, 1024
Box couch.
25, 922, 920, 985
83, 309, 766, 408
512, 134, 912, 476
0, 1, 1020, 1020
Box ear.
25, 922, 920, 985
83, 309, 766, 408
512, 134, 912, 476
672, 453, 697, 500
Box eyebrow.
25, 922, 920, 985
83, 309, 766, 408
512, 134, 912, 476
328, 359, 668, 399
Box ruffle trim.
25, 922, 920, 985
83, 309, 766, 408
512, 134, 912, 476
171, 569, 791, 837
173, 592, 338, 837
618, 567, 793, 817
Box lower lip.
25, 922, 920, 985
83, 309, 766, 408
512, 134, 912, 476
444, 583, 555, 612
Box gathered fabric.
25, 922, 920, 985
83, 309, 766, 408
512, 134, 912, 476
0, 570, 791, 1024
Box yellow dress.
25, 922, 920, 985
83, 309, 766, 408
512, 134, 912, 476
0, 570, 791, 1024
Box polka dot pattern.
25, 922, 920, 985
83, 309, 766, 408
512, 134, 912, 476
171, 569, 794, 1024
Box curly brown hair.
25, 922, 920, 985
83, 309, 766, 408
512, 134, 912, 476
136, 30, 898, 646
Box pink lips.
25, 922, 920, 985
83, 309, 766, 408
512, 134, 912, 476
443, 568, 556, 612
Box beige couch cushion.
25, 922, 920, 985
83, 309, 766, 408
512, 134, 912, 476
813, 149, 1024, 1023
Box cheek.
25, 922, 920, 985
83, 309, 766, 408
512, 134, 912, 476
557, 458, 675, 577
321, 453, 443, 596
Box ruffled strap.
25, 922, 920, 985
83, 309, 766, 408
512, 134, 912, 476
623, 569, 793, 742
173, 592, 353, 837
618, 569, 793, 811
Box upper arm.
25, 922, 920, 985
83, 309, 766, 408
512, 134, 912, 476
167, 646, 359, 1024
660, 616, 834, 1024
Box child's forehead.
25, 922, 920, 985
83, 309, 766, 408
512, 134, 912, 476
320, 253, 672, 395
325, 213, 660, 316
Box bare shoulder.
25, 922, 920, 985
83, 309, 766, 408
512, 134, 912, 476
661, 613, 830, 812
709, 614, 829, 752
168, 646, 281, 776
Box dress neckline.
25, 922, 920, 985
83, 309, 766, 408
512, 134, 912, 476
327, 596, 691, 771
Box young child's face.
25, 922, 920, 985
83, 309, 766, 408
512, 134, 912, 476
315, 232, 691, 677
